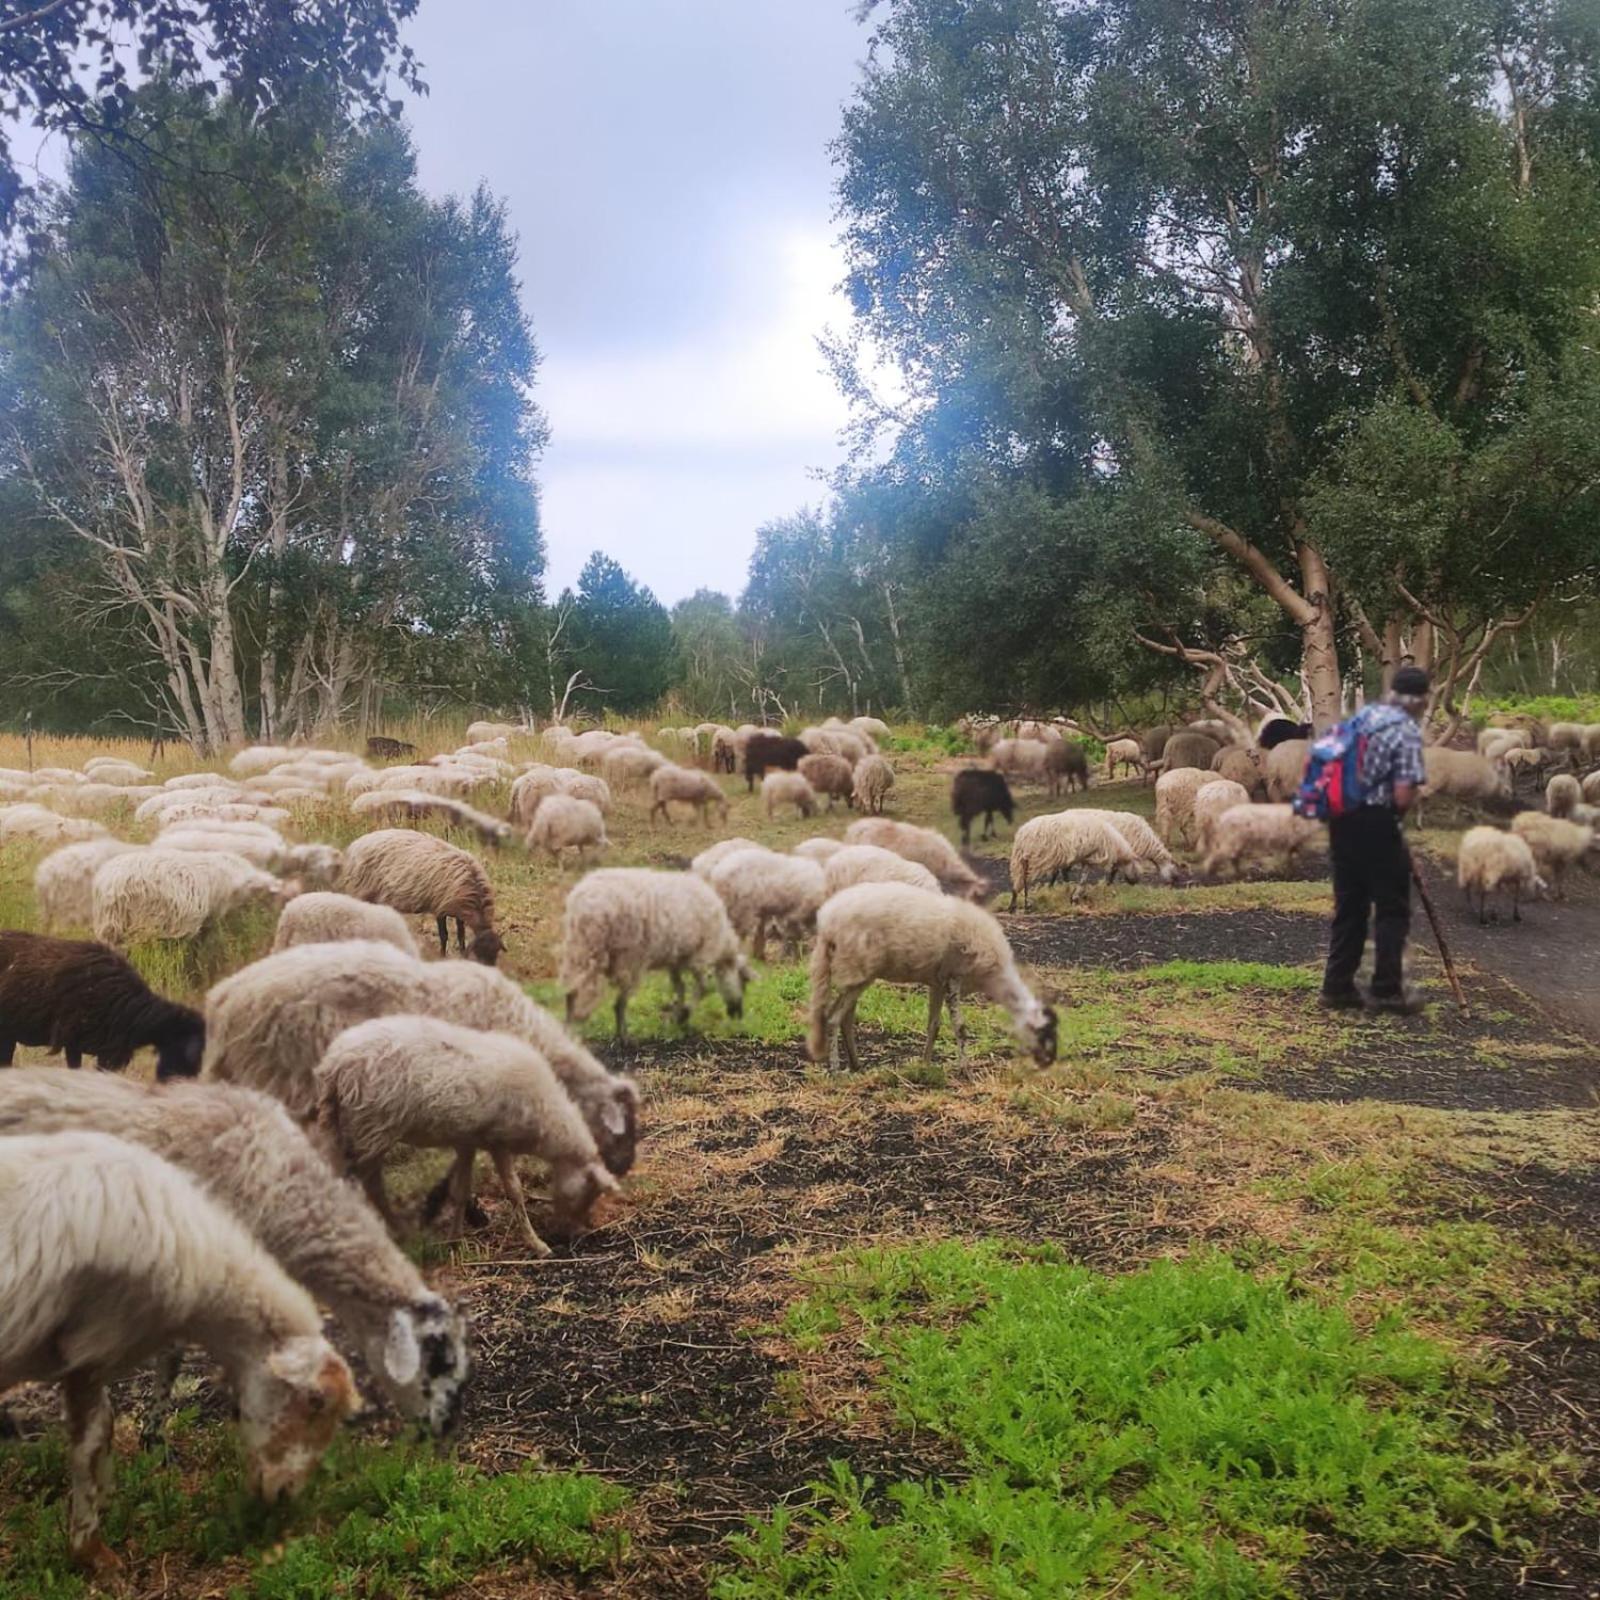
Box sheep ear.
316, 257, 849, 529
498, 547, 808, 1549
383, 1310, 422, 1386
599, 1099, 628, 1137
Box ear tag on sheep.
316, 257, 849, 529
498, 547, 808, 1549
384, 1310, 423, 1386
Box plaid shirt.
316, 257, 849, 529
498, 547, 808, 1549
1355, 704, 1426, 808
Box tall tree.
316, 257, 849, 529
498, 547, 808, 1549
563, 553, 674, 715
0, 89, 546, 746
836, 0, 1600, 726
670, 589, 745, 717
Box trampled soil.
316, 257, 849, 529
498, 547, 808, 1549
1004, 905, 1331, 970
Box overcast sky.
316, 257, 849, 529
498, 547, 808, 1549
402, 1, 871, 606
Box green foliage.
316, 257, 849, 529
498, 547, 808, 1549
0, 1432, 626, 1600
718, 1246, 1555, 1598
1138, 961, 1319, 993
561, 554, 676, 715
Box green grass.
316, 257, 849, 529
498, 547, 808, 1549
0, 1429, 627, 1600
1138, 960, 1319, 992
718, 1243, 1561, 1599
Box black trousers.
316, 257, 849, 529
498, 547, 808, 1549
1324, 807, 1411, 998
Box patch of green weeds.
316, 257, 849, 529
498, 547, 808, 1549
720, 1243, 1561, 1599
1139, 959, 1319, 992
0, 1432, 627, 1600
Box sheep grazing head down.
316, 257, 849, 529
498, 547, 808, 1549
715, 953, 755, 1020
152, 1007, 206, 1081
470, 927, 506, 966
546, 1159, 622, 1243
368, 1296, 473, 1440
237, 1335, 360, 1503
1021, 1001, 1059, 1067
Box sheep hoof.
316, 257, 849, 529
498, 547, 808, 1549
521, 1231, 554, 1258
72, 1535, 124, 1579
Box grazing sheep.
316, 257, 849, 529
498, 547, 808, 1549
526, 793, 610, 864
691, 837, 763, 879
157, 823, 288, 869
990, 737, 1056, 791
1158, 731, 1222, 773
1457, 826, 1546, 923
91, 849, 292, 945
1509, 812, 1598, 899
365, 735, 417, 760
350, 790, 512, 848
1048, 740, 1090, 793
951, 768, 1015, 846
273, 892, 420, 957
1007, 812, 1140, 910
1584, 770, 1600, 805
0, 1130, 359, 1572
340, 829, 503, 965
0, 804, 109, 845
823, 844, 941, 897
1547, 773, 1582, 819
560, 868, 751, 1042
156, 799, 291, 829
229, 745, 296, 776
807, 883, 1057, 1070
1101, 811, 1180, 884
850, 716, 890, 742
1192, 778, 1253, 854
32, 782, 157, 817
0, 929, 204, 1077
602, 743, 666, 793
799, 752, 855, 810
314, 1017, 616, 1256
743, 732, 808, 790
710, 725, 740, 774
1200, 804, 1323, 879
82, 759, 153, 786
764, 769, 819, 820
1211, 746, 1267, 798
851, 753, 896, 814
1478, 726, 1530, 758
792, 836, 846, 864
709, 848, 828, 960
1154, 766, 1211, 847
1548, 722, 1587, 752
466, 720, 526, 743
648, 763, 731, 826
1583, 725, 1600, 761
844, 817, 984, 900
1419, 748, 1512, 821
1264, 739, 1311, 803
0, 1072, 469, 1436
34, 839, 137, 932
1104, 738, 1145, 780
1503, 746, 1555, 790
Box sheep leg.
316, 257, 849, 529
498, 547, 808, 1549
62, 1372, 120, 1576
1512, 886, 1522, 923
139, 1346, 185, 1450
447, 1146, 478, 1235
923, 979, 945, 1061
64, 1047, 82, 1070
490, 1149, 551, 1257
614, 986, 632, 1043
435, 915, 450, 955
947, 988, 969, 1064
669, 968, 691, 1025
357, 1160, 397, 1230
837, 987, 865, 1072
455, 917, 468, 954
0, 1038, 12, 1066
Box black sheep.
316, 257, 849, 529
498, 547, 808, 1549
952, 768, 1015, 845
0, 930, 204, 1079
743, 732, 808, 792
1258, 718, 1313, 750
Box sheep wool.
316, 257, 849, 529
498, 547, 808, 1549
691, 836, 763, 879
851, 754, 896, 815
92, 848, 288, 945
0, 1129, 358, 1569
798, 753, 855, 810
1546, 773, 1582, 819
822, 844, 941, 897
34, 839, 137, 932
1007, 812, 1139, 911
808, 882, 1056, 1070
315, 1016, 616, 1257
1200, 804, 1322, 880
1154, 767, 1210, 845
792, 836, 846, 864
1100, 811, 1180, 884
0, 804, 110, 845
0, 1071, 468, 1436
273, 892, 420, 957
340, 828, 503, 964
763, 769, 818, 820
1509, 811, 1596, 898
1104, 738, 1144, 779
560, 868, 749, 1043
648, 763, 731, 826
709, 848, 827, 960
1191, 779, 1253, 853
843, 818, 983, 900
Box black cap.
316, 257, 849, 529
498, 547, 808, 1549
1391, 666, 1430, 697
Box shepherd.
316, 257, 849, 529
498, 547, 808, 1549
1294, 666, 1430, 1015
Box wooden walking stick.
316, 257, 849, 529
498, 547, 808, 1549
1409, 857, 1469, 1014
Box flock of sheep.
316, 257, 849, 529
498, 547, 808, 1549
0, 712, 1065, 1570
1, 698, 1593, 1571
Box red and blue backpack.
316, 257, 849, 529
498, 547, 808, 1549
1291, 705, 1395, 822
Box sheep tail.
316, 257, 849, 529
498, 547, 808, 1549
806, 932, 833, 1062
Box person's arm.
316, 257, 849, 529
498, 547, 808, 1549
1393, 780, 1418, 816
1392, 723, 1427, 818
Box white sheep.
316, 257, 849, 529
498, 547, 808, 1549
648, 763, 731, 826
1104, 738, 1145, 779
526, 793, 610, 864
1200, 804, 1322, 879
1101, 811, 1180, 884
851, 753, 896, 814
350, 790, 512, 849
1263, 739, 1311, 803
763, 769, 818, 820
691, 836, 763, 879
314, 1017, 617, 1257
1510, 811, 1597, 899
91, 848, 292, 944
708, 848, 827, 960
229, 745, 297, 776
0, 804, 109, 845
272, 891, 420, 956
466, 719, 526, 743
792, 836, 846, 864
1547, 773, 1582, 819
1154, 767, 1210, 846
34, 839, 137, 932
0, 1129, 358, 1571
202, 941, 640, 1176
339, 828, 503, 964
560, 868, 751, 1042
850, 716, 890, 742
0, 1071, 469, 1436
1192, 778, 1253, 854
807, 883, 1057, 1070
82, 758, 153, 786
157, 822, 288, 869
1457, 826, 1546, 923
1007, 812, 1139, 910
822, 843, 941, 897
843, 818, 984, 900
